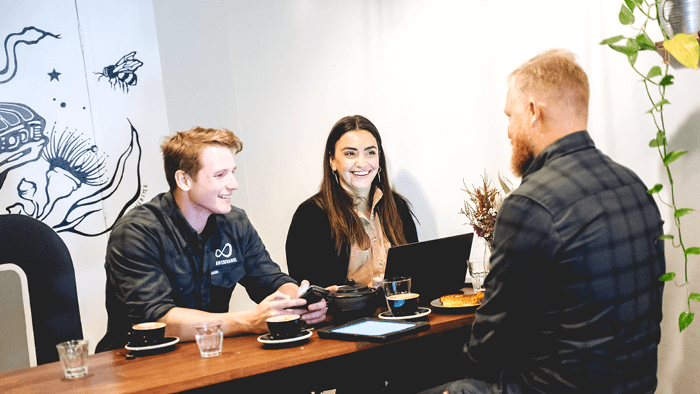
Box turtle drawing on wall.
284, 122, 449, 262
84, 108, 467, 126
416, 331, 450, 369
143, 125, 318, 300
0, 102, 142, 236
0, 103, 48, 188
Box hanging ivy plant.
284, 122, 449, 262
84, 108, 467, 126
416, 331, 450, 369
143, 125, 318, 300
600, 0, 700, 332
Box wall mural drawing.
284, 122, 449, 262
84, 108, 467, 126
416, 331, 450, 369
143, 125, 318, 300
1, 26, 60, 84
0, 102, 142, 236
1, 19, 148, 238
95, 51, 143, 93
0, 103, 48, 188
49, 120, 143, 236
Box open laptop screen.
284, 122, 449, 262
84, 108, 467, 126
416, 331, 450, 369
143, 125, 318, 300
384, 233, 474, 305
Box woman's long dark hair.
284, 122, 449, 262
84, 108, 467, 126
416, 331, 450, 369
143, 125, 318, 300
313, 115, 412, 254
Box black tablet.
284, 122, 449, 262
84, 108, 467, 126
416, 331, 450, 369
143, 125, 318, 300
317, 318, 430, 342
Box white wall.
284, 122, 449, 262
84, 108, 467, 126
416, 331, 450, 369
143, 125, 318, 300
153, 1, 700, 392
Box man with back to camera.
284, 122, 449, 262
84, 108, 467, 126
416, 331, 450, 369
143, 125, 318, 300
96, 126, 328, 352
420, 49, 665, 393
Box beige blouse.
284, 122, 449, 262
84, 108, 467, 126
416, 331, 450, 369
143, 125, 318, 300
346, 189, 392, 288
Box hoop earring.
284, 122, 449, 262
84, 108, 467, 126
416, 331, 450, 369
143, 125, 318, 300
333, 170, 339, 184
376, 167, 382, 184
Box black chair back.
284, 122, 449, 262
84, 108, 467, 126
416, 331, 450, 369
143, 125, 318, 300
0, 214, 83, 365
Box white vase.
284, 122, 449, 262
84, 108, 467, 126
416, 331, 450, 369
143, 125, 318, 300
483, 239, 492, 273
469, 237, 491, 273
467, 238, 492, 291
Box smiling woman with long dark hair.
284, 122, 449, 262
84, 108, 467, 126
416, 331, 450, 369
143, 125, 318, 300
285, 115, 417, 289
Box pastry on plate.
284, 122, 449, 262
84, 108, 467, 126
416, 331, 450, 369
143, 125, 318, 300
439, 292, 484, 307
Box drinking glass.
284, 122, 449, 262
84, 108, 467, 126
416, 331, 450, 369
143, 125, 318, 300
382, 276, 411, 298
56, 339, 89, 379
193, 321, 223, 357
467, 259, 488, 292
381, 277, 419, 316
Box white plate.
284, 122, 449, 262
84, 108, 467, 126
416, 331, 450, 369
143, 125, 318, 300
257, 329, 313, 345
125, 336, 179, 351
378, 307, 431, 320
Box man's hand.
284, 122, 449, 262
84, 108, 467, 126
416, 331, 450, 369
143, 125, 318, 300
285, 280, 338, 325
247, 290, 306, 333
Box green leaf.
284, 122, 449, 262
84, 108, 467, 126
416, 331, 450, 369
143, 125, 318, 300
627, 39, 639, 66
659, 272, 676, 281
663, 34, 699, 69
646, 66, 662, 79
654, 98, 671, 110
680, 311, 694, 332
663, 150, 688, 166
648, 99, 670, 113
619, 4, 635, 25
675, 208, 695, 219
600, 35, 626, 45
685, 247, 700, 256
624, 0, 637, 10
648, 131, 666, 147
637, 32, 656, 51
660, 234, 674, 240
660, 74, 675, 86
647, 184, 663, 194
690, 293, 700, 302
609, 43, 638, 56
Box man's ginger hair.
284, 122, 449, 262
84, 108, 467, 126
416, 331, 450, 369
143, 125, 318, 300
508, 49, 590, 119
161, 127, 243, 192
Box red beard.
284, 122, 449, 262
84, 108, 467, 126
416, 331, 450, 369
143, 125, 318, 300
511, 131, 534, 178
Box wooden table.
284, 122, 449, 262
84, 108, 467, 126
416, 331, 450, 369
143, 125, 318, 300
0, 311, 474, 393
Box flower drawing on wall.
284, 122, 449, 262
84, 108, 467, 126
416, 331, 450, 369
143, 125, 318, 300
0, 102, 142, 236
10, 124, 106, 219
51, 120, 143, 236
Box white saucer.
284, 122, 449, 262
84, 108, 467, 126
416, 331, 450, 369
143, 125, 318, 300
378, 307, 431, 320
257, 329, 313, 345
125, 336, 179, 351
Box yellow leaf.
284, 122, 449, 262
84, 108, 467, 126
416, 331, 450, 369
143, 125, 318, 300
663, 34, 700, 69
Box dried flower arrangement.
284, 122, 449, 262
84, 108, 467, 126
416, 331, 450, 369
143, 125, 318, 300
460, 173, 500, 250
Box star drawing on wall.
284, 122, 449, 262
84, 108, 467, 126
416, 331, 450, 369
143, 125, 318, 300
48, 69, 61, 81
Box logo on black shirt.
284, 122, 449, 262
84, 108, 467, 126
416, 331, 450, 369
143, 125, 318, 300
215, 243, 237, 266
215, 243, 232, 258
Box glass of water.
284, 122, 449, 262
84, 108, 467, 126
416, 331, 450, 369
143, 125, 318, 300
193, 321, 223, 357
56, 339, 89, 379
467, 259, 488, 292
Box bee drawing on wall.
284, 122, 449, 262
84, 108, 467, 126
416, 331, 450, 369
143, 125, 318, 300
95, 51, 143, 93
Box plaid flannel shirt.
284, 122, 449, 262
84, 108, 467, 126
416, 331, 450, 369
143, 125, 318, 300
467, 131, 665, 394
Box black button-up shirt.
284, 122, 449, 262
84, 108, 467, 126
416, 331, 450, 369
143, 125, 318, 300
96, 191, 296, 351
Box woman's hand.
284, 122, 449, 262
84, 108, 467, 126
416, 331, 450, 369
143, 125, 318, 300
371, 274, 385, 289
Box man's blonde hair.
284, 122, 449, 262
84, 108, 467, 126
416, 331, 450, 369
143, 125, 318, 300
161, 127, 243, 192
508, 49, 589, 116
